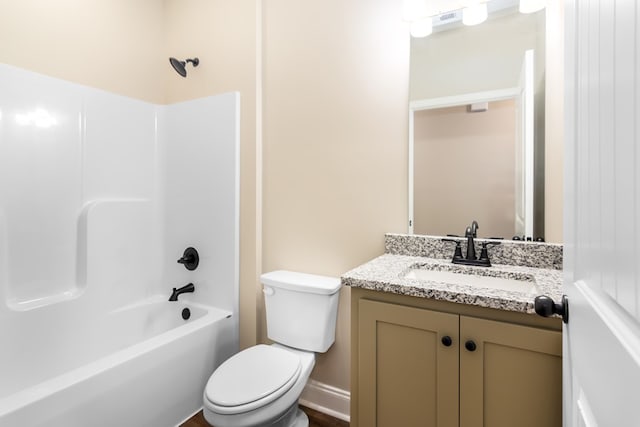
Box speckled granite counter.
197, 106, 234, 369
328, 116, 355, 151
342, 234, 563, 315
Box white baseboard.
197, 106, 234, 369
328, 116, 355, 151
299, 379, 350, 422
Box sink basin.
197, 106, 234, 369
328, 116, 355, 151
404, 266, 538, 295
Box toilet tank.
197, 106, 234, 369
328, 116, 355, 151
261, 270, 342, 353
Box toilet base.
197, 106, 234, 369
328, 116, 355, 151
270, 403, 308, 427
204, 403, 308, 427
291, 408, 309, 427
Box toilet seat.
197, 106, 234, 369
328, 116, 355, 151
204, 344, 302, 415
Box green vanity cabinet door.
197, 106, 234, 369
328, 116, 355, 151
358, 299, 460, 427
459, 316, 563, 427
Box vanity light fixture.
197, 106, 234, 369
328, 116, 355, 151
462, 2, 488, 26
406, 0, 537, 37
519, 0, 546, 14
403, 0, 431, 37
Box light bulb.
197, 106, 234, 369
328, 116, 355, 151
519, 0, 546, 14
462, 3, 488, 26
410, 18, 433, 38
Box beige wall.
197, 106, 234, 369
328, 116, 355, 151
544, 1, 564, 243
262, 0, 409, 390
0, 0, 166, 103
413, 101, 516, 238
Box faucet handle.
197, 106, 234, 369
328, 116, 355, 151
478, 241, 501, 262
442, 238, 463, 260
177, 247, 199, 271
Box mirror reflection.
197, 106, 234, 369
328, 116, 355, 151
408, 2, 546, 240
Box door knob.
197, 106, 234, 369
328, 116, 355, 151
534, 295, 569, 324
441, 336, 453, 347
464, 340, 477, 352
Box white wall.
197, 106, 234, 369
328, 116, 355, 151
0, 64, 161, 394
0, 65, 240, 422
0, 64, 159, 310
0, 64, 239, 325
159, 93, 240, 321
262, 0, 409, 411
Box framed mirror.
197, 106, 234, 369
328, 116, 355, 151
408, 1, 547, 240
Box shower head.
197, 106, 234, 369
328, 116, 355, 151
169, 57, 199, 78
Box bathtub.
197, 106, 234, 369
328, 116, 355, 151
0, 296, 237, 427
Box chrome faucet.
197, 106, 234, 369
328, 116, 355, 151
169, 283, 195, 301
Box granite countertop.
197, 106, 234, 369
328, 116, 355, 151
342, 252, 564, 315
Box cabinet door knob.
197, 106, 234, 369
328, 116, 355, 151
465, 340, 477, 352
441, 336, 452, 347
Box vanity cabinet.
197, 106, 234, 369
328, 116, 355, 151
352, 289, 562, 427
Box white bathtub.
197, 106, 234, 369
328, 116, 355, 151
0, 296, 236, 427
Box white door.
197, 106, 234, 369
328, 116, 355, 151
515, 49, 535, 238
564, 0, 640, 425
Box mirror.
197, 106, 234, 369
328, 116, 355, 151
408, 2, 547, 241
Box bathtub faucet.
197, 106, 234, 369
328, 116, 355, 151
169, 283, 195, 301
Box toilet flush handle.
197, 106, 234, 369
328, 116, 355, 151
263, 287, 275, 297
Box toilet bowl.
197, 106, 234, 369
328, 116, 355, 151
203, 344, 315, 427
202, 271, 341, 427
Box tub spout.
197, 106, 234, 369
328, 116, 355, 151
169, 283, 195, 301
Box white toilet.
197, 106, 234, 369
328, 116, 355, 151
203, 270, 342, 427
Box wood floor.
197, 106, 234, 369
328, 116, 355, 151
180, 405, 349, 427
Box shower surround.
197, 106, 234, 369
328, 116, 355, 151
0, 64, 239, 426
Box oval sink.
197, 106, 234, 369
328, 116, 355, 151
404, 267, 538, 295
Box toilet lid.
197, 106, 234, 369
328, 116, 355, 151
205, 344, 301, 409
